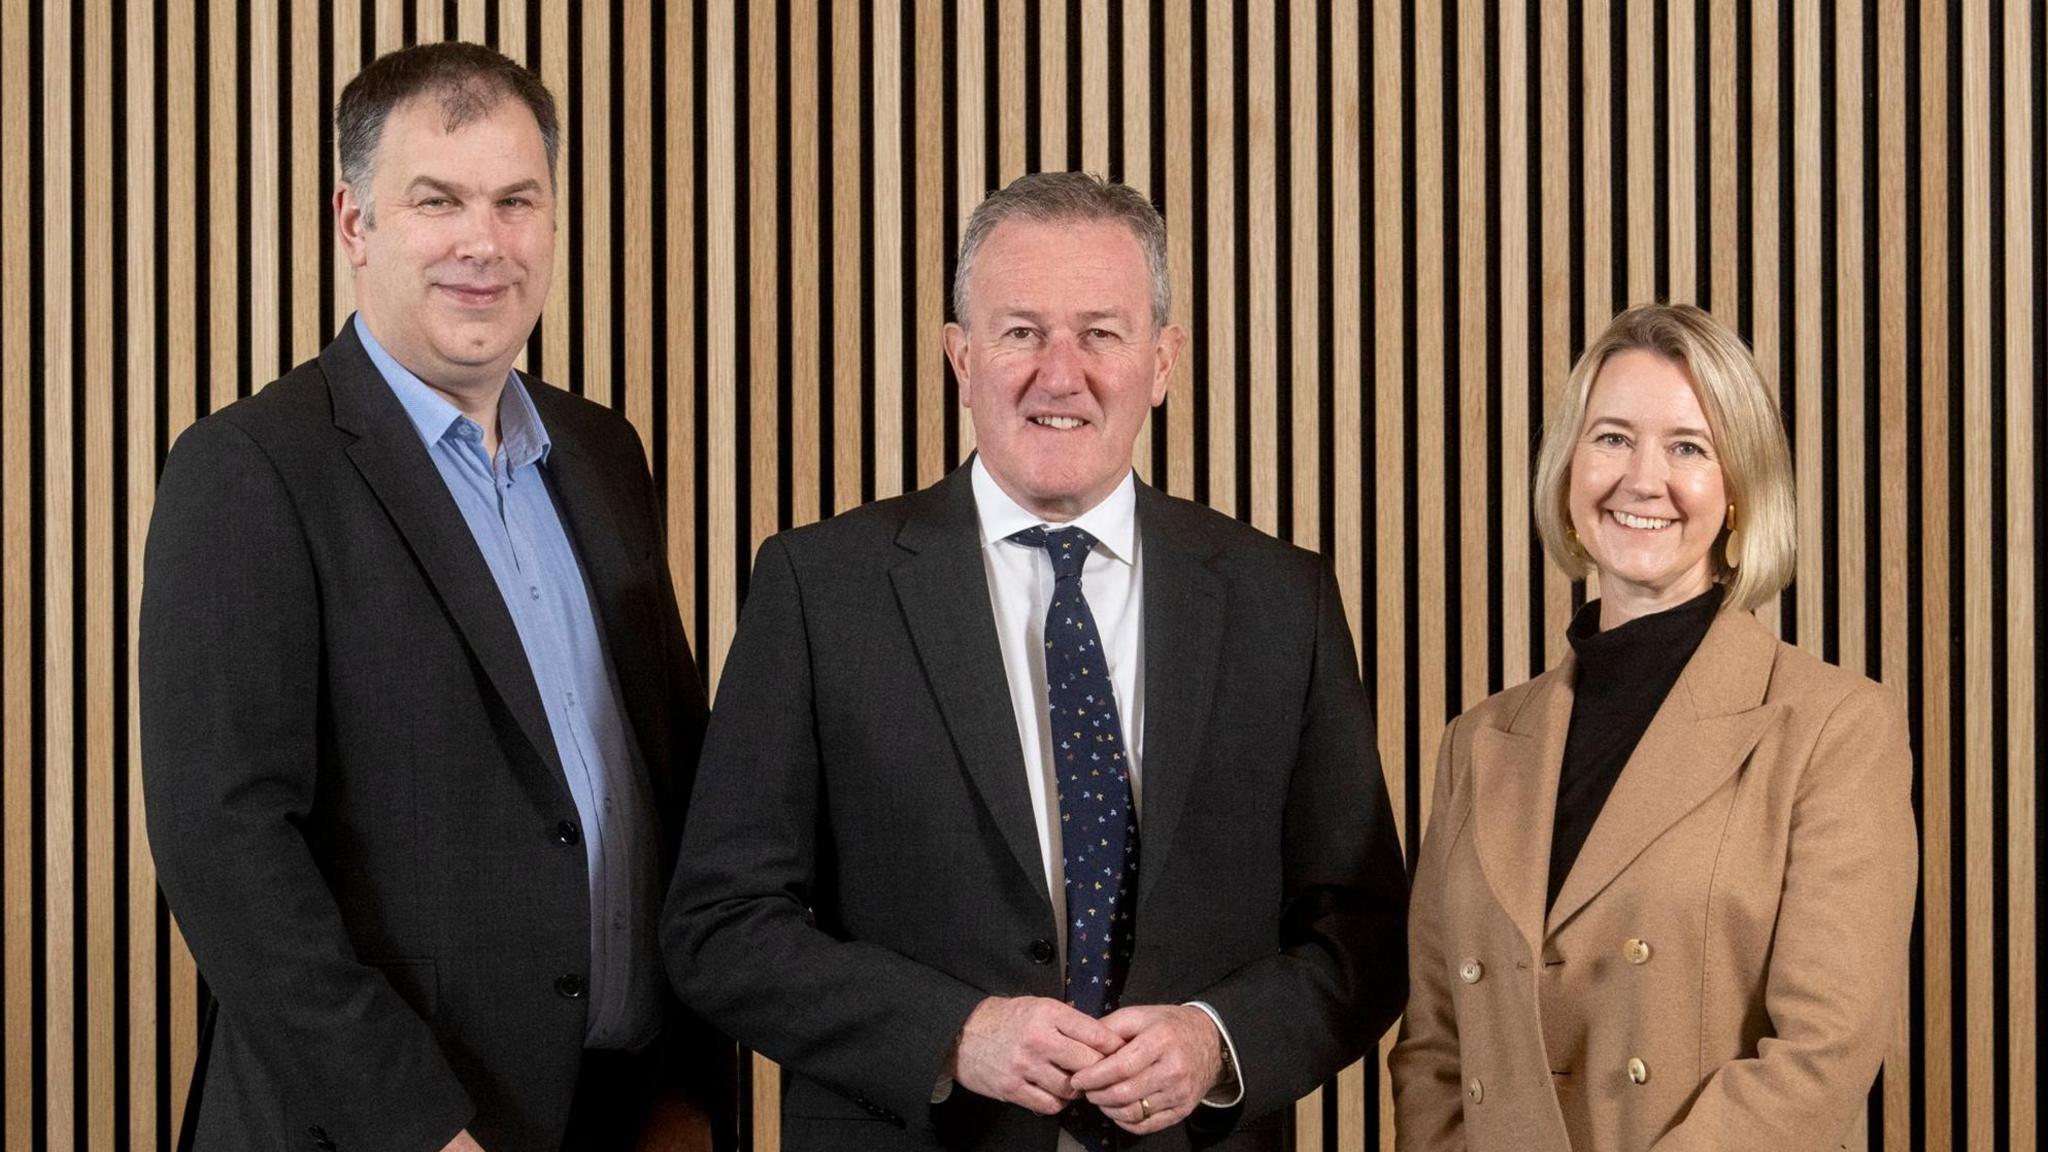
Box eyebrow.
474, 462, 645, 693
403, 176, 545, 200
1585, 415, 1715, 440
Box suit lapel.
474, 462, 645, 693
1131, 487, 1225, 907
1547, 608, 1782, 932
890, 471, 1052, 907
1470, 668, 1572, 957
323, 327, 567, 794
535, 405, 668, 780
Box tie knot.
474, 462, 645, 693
1010, 525, 1098, 582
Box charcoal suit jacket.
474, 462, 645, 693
141, 323, 724, 1152
663, 464, 1409, 1151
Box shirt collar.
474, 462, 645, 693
971, 456, 1138, 566
354, 313, 551, 468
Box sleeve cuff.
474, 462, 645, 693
1184, 1001, 1246, 1108
931, 1078, 954, 1104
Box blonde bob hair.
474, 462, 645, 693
1532, 303, 1796, 613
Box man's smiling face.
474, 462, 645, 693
944, 216, 1184, 522
336, 93, 556, 398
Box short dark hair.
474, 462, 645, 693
335, 41, 559, 213
952, 172, 1173, 329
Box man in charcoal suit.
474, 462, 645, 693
663, 171, 1408, 1151
142, 41, 726, 1152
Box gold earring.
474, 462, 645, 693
1566, 525, 1585, 559
1722, 503, 1743, 570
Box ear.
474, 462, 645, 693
1148, 323, 1187, 406
943, 322, 973, 406
335, 183, 371, 269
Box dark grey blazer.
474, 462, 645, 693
141, 324, 720, 1152
663, 465, 1409, 1151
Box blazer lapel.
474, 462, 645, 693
322, 327, 568, 795
1470, 668, 1573, 957
1131, 487, 1225, 907
536, 409, 669, 780
1547, 608, 1783, 932
890, 471, 1052, 908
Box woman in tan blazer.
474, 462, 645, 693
1390, 304, 1917, 1152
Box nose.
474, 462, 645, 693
1621, 442, 1668, 495
452, 204, 504, 261
1035, 335, 1086, 394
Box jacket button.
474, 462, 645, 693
1465, 1077, 1483, 1103
555, 973, 586, 999
1028, 938, 1056, 964
1628, 1057, 1649, 1084
1625, 938, 1652, 964
1458, 959, 1484, 984
555, 820, 581, 845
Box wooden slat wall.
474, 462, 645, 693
0, 2, 2037, 1149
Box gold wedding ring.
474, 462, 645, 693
1139, 1097, 1152, 1120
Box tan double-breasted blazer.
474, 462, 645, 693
1390, 606, 1917, 1151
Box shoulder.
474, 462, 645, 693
164, 356, 336, 470
1138, 485, 1325, 593
521, 374, 648, 461
1751, 624, 1907, 741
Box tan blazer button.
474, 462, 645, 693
1625, 938, 1652, 964
1458, 959, 1484, 984
1466, 1078, 1484, 1103
1627, 1057, 1649, 1084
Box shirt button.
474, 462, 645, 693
1458, 959, 1484, 984
566, 690, 578, 706
529, 585, 541, 600
1625, 938, 1652, 964
1627, 1057, 1649, 1084
555, 973, 586, 999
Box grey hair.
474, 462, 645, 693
951, 171, 1173, 329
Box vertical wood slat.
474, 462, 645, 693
330, 0, 358, 337
124, 0, 161, 1144
1917, 0, 1956, 1140
1413, 0, 1446, 802
1121, 0, 1151, 478
1162, 0, 1193, 498
2, 0, 31, 1143
914, 0, 944, 489
1039, 0, 1066, 169
1835, 0, 1867, 688
1874, 1, 1914, 1146
661, 0, 699, 653
748, 0, 778, 551
1668, 0, 1698, 302
291, 0, 321, 364
1539, 0, 1571, 668
579, 0, 611, 408
536, 0, 569, 384
1959, 1, 1995, 1146
830, 0, 861, 513
790, 0, 821, 524
1625, 0, 1653, 305
83, 0, 115, 1143
1457, 0, 1487, 711
42, 0, 77, 1144
871, 0, 903, 501
1247, 0, 1275, 537
2001, 0, 2038, 1138
1204, 0, 1235, 517
623, 0, 653, 451
1288, 0, 1317, 554
1793, 0, 1824, 657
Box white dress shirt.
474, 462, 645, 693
957, 460, 1243, 1132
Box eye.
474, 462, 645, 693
499, 196, 536, 211
1592, 431, 1629, 449
1671, 439, 1711, 459
416, 196, 457, 211
1084, 327, 1121, 344
1002, 325, 1040, 343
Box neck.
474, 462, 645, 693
1595, 575, 1715, 631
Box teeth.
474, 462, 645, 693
1612, 510, 1674, 530
1033, 416, 1086, 430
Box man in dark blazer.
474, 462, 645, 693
141, 43, 724, 1152
664, 172, 1408, 1151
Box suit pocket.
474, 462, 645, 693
367, 958, 438, 1019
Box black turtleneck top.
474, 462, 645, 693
1546, 583, 1726, 911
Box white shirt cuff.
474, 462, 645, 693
931, 1077, 955, 1104
1184, 1001, 1245, 1108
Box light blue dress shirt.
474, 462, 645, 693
357, 315, 660, 1051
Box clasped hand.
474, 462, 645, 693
949, 997, 1223, 1136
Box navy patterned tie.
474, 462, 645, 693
1012, 526, 1138, 1152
